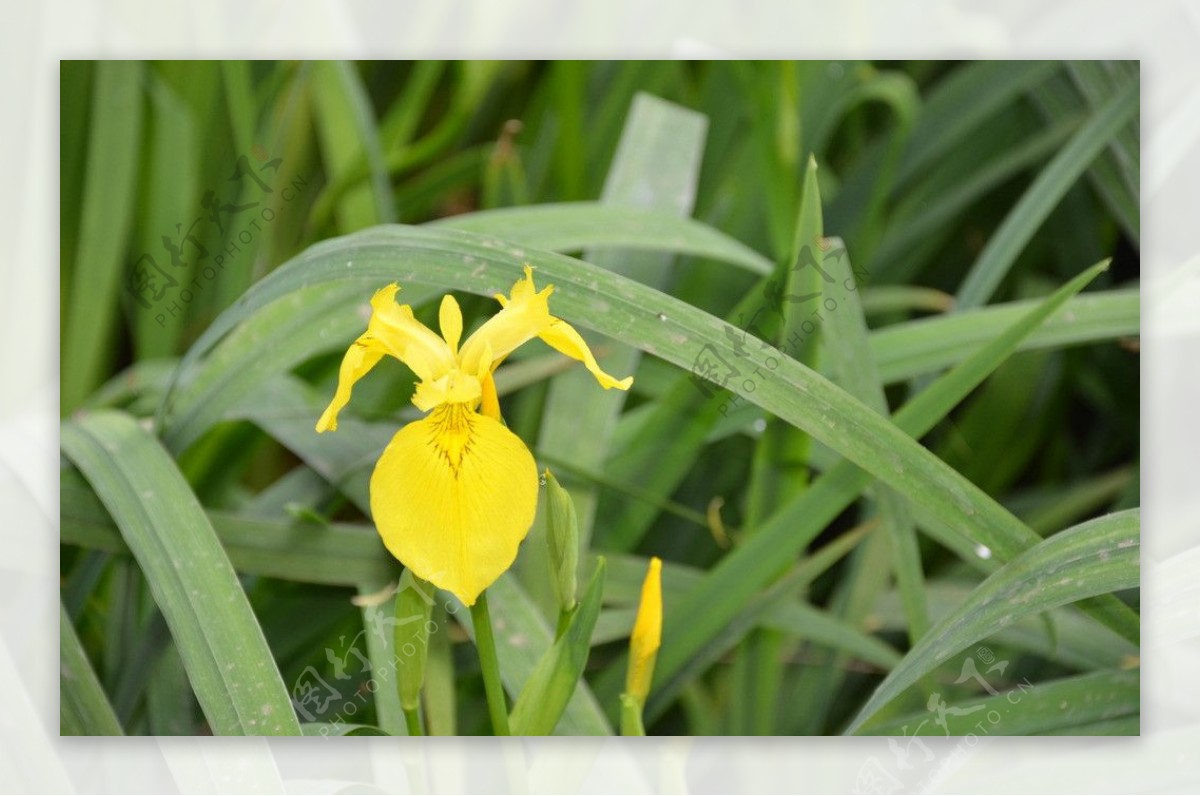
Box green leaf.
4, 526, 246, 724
846, 509, 1140, 734
896, 61, 1060, 188
62, 60, 143, 413
544, 468, 580, 614
61, 466, 397, 588
60, 411, 301, 735
310, 60, 395, 230
955, 79, 1137, 309
823, 241, 927, 644
509, 559, 607, 735
60, 602, 124, 736
394, 571, 434, 712
454, 573, 612, 735
130, 68, 199, 359
871, 287, 1137, 384
433, 202, 771, 275
863, 669, 1138, 736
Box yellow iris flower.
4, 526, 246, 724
316, 265, 633, 605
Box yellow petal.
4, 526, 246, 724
315, 335, 385, 432
439, 294, 463, 354
458, 265, 553, 373
539, 318, 634, 391
625, 556, 662, 704
458, 265, 633, 392
479, 370, 500, 421
411, 370, 483, 412
369, 403, 538, 605
369, 284, 455, 382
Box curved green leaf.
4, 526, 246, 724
433, 202, 771, 275
510, 559, 607, 735
846, 509, 1140, 734
60, 602, 124, 736
61, 411, 301, 736
863, 669, 1138, 736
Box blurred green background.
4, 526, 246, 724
60, 60, 1140, 736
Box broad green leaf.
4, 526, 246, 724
60, 602, 123, 736
873, 580, 1136, 672
62, 60, 143, 413
871, 287, 1137, 384
357, 579, 407, 736
846, 509, 1140, 734
510, 559, 607, 735
434, 203, 771, 275
1057, 62, 1140, 244
863, 669, 1138, 736
61, 466, 397, 588
955, 79, 1137, 309
605, 283, 1135, 552
60, 411, 301, 735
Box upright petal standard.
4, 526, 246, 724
316, 265, 633, 605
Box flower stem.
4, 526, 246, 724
470, 591, 511, 736
403, 705, 423, 736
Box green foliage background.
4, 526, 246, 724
59, 60, 1140, 736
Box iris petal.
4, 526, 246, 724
539, 318, 634, 391
315, 336, 386, 432
458, 265, 633, 392
369, 402, 538, 605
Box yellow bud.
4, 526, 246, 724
625, 557, 663, 706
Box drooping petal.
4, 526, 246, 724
315, 334, 386, 432
538, 317, 634, 391
369, 284, 455, 382
458, 265, 633, 392
369, 403, 538, 605
458, 265, 554, 373
318, 285, 459, 429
